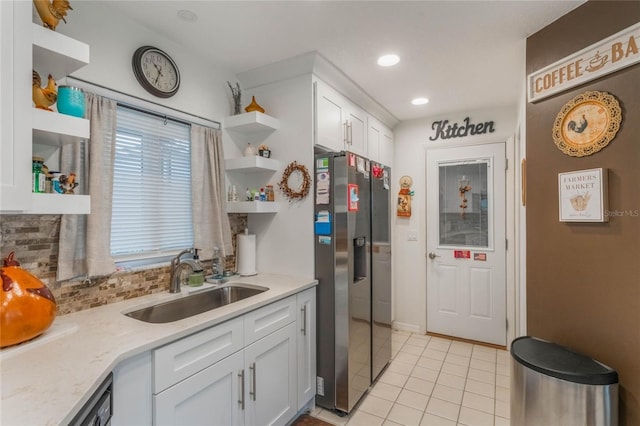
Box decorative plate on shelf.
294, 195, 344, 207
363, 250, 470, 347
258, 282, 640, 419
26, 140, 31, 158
552, 91, 622, 157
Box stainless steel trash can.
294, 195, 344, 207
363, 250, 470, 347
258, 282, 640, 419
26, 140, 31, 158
511, 336, 618, 426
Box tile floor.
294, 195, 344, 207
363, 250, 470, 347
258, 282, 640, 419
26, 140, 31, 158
310, 331, 511, 426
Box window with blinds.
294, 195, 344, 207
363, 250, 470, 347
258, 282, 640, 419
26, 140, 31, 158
110, 105, 194, 260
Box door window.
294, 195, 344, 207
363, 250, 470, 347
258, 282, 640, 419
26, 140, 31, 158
438, 160, 490, 248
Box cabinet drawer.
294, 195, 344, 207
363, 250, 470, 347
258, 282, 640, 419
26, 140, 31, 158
244, 296, 296, 346
153, 317, 243, 394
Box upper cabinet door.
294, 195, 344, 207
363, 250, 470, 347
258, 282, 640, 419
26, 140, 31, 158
345, 101, 366, 157
314, 80, 346, 153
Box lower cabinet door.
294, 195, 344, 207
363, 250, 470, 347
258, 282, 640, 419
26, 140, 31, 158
244, 322, 297, 426
297, 287, 316, 410
154, 351, 245, 426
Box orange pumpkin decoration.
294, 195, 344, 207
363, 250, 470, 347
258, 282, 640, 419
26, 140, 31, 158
1, 252, 56, 348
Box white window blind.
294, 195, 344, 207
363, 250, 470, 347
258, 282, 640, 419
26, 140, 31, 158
111, 105, 194, 259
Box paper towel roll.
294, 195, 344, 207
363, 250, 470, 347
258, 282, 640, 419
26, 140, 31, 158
237, 233, 257, 276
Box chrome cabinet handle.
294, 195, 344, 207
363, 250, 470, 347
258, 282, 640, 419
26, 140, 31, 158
428, 252, 441, 260
348, 121, 353, 144
238, 369, 245, 410
249, 362, 256, 401
343, 121, 348, 144
301, 305, 307, 336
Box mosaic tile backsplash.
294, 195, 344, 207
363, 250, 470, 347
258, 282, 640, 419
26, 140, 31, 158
0, 214, 248, 315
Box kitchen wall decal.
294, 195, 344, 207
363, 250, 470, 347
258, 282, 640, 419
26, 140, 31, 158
397, 175, 413, 217
558, 168, 608, 222
528, 22, 640, 102
278, 161, 311, 201
429, 117, 496, 141
552, 91, 622, 157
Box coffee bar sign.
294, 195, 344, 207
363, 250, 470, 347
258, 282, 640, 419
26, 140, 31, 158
528, 22, 640, 103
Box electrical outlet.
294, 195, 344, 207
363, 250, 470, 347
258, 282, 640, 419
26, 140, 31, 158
407, 229, 418, 241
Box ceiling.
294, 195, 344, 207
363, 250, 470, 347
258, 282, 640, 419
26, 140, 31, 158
103, 1, 584, 123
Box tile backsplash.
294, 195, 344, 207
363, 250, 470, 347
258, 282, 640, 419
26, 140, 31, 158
0, 213, 248, 315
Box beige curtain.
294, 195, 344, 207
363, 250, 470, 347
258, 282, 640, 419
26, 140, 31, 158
57, 93, 117, 281
190, 125, 233, 259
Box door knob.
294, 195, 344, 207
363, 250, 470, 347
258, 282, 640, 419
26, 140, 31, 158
428, 252, 440, 260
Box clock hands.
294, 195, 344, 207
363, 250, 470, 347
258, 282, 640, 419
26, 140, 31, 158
153, 62, 164, 85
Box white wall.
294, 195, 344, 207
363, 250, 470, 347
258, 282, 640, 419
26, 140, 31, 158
58, 2, 236, 127
392, 107, 517, 333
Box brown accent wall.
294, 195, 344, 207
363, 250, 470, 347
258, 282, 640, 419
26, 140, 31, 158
526, 2, 640, 424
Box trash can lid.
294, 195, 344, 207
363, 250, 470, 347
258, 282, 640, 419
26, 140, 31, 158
511, 336, 618, 385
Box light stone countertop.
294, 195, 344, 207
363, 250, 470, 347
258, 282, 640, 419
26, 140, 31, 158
0, 273, 317, 426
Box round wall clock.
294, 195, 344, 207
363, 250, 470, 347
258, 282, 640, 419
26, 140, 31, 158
552, 91, 622, 157
132, 46, 180, 98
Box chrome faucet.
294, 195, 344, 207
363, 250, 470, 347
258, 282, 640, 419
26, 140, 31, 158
169, 248, 197, 293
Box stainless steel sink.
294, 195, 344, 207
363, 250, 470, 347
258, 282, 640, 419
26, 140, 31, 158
124, 284, 269, 323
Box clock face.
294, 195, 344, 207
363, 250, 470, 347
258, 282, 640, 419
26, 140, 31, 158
132, 46, 180, 98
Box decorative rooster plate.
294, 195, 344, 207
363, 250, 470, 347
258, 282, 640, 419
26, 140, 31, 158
552, 91, 622, 157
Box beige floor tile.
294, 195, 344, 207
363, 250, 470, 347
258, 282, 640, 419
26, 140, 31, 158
407, 336, 431, 348
420, 412, 457, 426
411, 365, 440, 382
346, 410, 385, 426
495, 386, 510, 403
495, 374, 510, 389
462, 391, 495, 415
432, 383, 464, 405
464, 379, 495, 398
358, 394, 394, 419
496, 363, 510, 377
495, 399, 510, 419
388, 360, 416, 376
448, 341, 473, 356
467, 368, 495, 385
496, 351, 510, 366
471, 347, 497, 363
494, 415, 510, 426
396, 388, 430, 411
402, 343, 427, 356
380, 371, 410, 388
457, 406, 494, 426
316, 408, 349, 426
427, 339, 451, 353
436, 372, 466, 390
440, 362, 469, 378
417, 356, 445, 371
404, 376, 436, 396
444, 353, 470, 367
425, 397, 461, 422
469, 358, 496, 373
423, 348, 448, 361
386, 403, 425, 426
383, 420, 403, 426
370, 382, 403, 402
395, 352, 420, 366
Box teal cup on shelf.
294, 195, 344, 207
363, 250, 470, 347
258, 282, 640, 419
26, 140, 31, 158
57, 86, 85, 118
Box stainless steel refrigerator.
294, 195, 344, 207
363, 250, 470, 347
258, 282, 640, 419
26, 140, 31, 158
314, 151, 391, 414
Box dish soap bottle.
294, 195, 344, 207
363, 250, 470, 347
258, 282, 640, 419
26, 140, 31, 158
188, 248, 205, 287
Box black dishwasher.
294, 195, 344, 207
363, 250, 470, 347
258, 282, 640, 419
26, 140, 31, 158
69, 372, 113, 426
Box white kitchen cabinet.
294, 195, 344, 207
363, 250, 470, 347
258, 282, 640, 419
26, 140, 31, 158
0, 1, 91, 213
367, 115, 394, 167
224, 112, 280, 214
296, 287, 316, 409
112, 351, 153, 426
244, 322, 297, 426
154, 351, 245, 426
143, 290, 313, 426
314, 80, 368, 157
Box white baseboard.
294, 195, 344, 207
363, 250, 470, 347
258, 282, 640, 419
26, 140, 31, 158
392, 321, 423, 334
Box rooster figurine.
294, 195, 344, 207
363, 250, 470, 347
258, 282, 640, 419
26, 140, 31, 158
33, 0, 73, 31
33, 70, 57, 111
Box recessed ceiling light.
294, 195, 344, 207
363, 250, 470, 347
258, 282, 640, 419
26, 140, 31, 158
177, 9, 198, 23
411, 97, 429, 106
377, 54, 400, 67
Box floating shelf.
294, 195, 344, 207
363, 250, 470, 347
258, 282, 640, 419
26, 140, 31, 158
32, 23, 90, 79
224, 112, 279, 134
27, 193, 90, 214
32, 108, 90, 146
226, 201, 279, 214
225, 156, 280, 173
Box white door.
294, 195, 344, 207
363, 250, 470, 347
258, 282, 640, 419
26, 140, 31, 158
426, 143, 506, 346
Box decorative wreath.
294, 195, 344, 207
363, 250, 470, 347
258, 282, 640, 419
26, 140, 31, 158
278, 161, 311, 201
